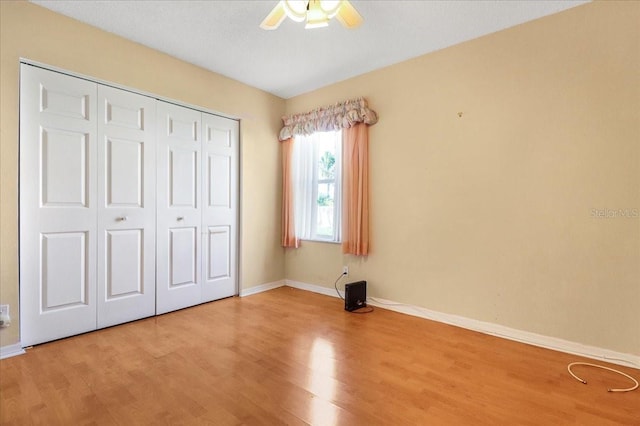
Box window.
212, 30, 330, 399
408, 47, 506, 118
292, 129, 342, 242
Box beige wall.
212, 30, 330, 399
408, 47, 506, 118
0, 1, 286, 347
2, 1, 638, 358
285, 1, 639, 356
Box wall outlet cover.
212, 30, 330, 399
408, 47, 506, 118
0, 305, 11, 328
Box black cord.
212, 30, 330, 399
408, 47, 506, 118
334, 272, 345, 300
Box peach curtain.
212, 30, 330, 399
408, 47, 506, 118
281, 138, 299, 248
280, 97, 376, 252
342, 123, 369, 256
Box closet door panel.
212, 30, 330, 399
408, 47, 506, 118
157, 102, 202, 314
41, 128, 89, 206
105, 229, 143, 297
170, 227, 198, 286
206, 226, 230, 280
106, 138, 143, 206
201, 113, 238, 302
41, 232, 89, 308
20, 65, 98, 346
170, 148, 198, 207
97, 85, 156, 328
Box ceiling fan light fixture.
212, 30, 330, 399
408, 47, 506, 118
283, 0, 307, 22
305, 18, 329, 29
260, 0, 362, 30
305, 1, 330, 29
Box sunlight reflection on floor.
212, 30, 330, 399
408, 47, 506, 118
308, 337, 338, 425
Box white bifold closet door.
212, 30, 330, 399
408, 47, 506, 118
96, 85, 156, 328
20, 65, 156, 345
156, 101, 238, 314
20, 65, 99, 346
201, 113, 238, 303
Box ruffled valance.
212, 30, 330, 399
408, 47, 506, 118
279, 97, 378, 141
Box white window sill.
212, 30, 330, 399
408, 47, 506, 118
300, 238, 342, 245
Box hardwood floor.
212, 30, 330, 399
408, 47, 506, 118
1, 286, 638, 425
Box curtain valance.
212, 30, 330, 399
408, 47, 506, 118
279, 97, 378, 141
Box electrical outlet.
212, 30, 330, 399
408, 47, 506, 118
0, 304, 10, 328
343, 266, 349, 275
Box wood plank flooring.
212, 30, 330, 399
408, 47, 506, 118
1, 286, 638, 425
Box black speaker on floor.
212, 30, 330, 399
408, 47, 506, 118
344, 280, 367, 311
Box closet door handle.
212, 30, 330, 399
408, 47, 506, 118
177, 216, 184, 221
116, 216, 128, 222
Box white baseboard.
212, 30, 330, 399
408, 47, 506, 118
0, 343, 26, 360
285, 279, 343, 298
239, 280, 285, 297
282, 280, 640, 369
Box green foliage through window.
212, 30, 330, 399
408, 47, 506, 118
319, 151, 336, 179
317, 193, 333, 206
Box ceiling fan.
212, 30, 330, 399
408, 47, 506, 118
260, 0, 363, 30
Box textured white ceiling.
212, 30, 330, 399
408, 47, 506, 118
30, 0, 588, 99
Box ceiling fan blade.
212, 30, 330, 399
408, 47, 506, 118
260, 1, 287, 30
336, 0, 363, 29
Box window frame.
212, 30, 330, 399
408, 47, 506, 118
293, 129, 342, 243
